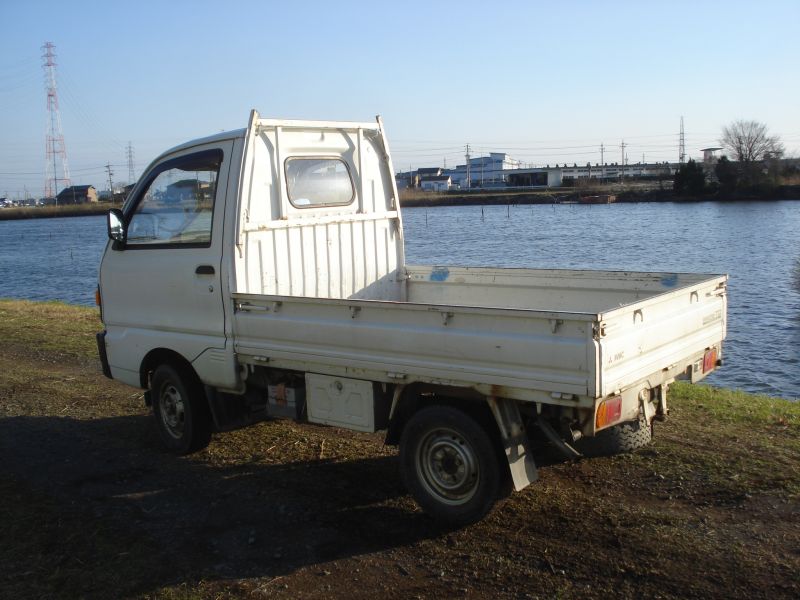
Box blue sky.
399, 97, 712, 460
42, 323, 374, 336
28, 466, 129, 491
1, 0, 798, 197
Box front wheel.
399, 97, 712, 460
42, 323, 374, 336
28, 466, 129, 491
151, 364, 211, 455
400, 405, 501, 525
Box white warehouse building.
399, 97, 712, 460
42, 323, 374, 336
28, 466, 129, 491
448, 153, 522, 188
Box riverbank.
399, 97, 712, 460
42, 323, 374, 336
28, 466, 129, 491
1, 299, 798, 599
399, 184, 800, 207
0, 202, 121, 221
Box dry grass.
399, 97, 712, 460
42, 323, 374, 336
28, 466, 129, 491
0, 299, 100, 360
0, 202, 120, 221
1, 300, 798, 599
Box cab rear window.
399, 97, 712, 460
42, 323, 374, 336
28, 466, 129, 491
285, 157, 354, 208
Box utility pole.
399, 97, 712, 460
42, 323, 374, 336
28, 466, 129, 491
620, 140, 626, 182
105, 163, 114, 203
465, 144, 471, 189
679, 116, 686, 164
600, 142, 605, 180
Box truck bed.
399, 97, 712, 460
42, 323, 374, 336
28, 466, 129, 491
232, 265, 727, 406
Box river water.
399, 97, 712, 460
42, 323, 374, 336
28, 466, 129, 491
1, 201, 799, 399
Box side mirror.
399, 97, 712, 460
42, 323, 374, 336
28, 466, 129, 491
107, 209, 126, 244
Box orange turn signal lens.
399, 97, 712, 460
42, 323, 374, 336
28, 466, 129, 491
596, 395, 622, 430
95, 287, 102, 307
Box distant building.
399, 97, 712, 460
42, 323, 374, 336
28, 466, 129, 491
449, 153, 521, 188
122, 183, 136, 200
420, 175, 452, 192
699, 148, 724, 183
505, 168, 560, 187
701, 147, 723, 165
395, 171, 419, 190
559, 162, 674, 184
399, 152, 678, 191
56, 185, 98, 205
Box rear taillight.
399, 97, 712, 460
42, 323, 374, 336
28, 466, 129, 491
703, 347, 718, 373
596, 395, 622, 430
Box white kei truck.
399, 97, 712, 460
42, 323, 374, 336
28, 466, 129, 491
97, 110, 727, 524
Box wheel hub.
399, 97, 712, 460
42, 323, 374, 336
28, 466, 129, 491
417, 428, 479, 505
160, 384, 185, 439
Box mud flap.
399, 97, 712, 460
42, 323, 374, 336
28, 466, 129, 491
487, 396, 538, 491
95, 331, 112, 379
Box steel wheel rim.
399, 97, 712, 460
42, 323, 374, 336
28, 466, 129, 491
159, 383, 185, 440
416, 426, 480, 505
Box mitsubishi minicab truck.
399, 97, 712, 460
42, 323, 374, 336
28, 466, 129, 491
96, 110, 727, 523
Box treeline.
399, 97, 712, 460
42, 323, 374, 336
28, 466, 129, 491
674, 119, 797, 198
673, 157, 799, 197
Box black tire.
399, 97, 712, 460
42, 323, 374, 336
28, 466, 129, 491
400, 405, 501, 525
151, 364, 212, 455
578, 408, 652, 457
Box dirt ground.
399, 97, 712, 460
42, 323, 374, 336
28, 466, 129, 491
1, 302, 798, 599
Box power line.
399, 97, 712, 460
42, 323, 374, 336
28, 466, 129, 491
0, 163, 127, 176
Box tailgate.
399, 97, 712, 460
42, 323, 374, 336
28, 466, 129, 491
596, 274, 727, 396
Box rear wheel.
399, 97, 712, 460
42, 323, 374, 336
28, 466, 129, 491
578, 407, 652, 457
400, 405, 501, 525
151, 364, 211, 454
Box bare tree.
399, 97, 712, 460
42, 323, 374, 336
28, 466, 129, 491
720, 120, 784, 163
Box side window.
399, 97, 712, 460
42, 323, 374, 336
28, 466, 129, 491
285, 157, 354, 208
127, 150, 222, 247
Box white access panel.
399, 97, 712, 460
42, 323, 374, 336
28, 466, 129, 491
305, 373, 376, 432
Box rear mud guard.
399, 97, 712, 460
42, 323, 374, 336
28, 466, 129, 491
487, 396, 538, 491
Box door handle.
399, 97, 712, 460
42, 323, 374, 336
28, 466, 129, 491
195, 265, 215, 275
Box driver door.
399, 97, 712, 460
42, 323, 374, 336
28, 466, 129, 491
100, 141, 233, 384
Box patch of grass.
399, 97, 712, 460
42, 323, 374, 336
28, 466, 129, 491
672, 381, 799, 425
626, 382, 800, 499
0, 299, 101, 361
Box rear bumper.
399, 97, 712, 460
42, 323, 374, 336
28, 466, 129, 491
96, 331, 113, 379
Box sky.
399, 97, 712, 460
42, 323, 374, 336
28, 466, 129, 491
1, 0, 798, 198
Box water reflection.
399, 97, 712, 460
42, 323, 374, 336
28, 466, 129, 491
403, 201, 800, 400
792, 256, 800, 294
